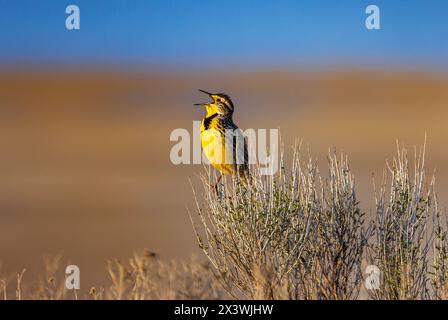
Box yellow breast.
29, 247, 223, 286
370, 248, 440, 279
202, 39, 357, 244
200, 122, 235, 175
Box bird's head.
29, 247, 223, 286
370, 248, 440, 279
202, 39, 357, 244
195, 89, 234, 117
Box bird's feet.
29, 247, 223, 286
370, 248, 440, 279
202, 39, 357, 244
208, 175, 223, 195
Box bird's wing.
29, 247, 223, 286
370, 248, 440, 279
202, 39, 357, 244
230, 127, 248, 168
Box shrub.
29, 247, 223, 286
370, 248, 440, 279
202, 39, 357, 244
191, 146, 372, 299
366, 142, 436, 299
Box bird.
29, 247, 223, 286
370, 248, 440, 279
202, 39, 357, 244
195, 89, 249, 186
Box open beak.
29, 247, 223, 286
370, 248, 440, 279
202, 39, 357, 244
198, 89, 213, 96
194, 89, 214, 106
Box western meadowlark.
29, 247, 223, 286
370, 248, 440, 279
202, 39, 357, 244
195, 89, 249, 185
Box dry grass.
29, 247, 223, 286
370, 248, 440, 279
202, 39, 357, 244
0, 255, 70, 300
2, 141, 448, 300
102, 250, 227, 299
191, 141, 448, 300
0, 250, 228, 300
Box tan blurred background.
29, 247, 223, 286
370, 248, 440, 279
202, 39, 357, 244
0, 68, 447, 289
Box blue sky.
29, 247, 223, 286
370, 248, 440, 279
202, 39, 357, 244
0, 0, 447, 69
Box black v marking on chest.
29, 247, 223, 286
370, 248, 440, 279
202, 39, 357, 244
203, 113, 218, 130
